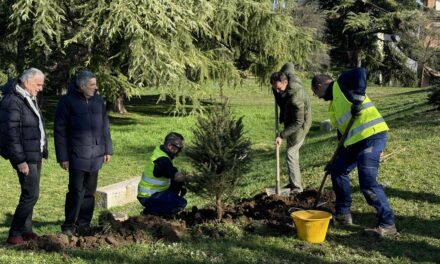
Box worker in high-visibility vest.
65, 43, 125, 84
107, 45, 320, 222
137, 132, 188, 216
311, 68, 397, 238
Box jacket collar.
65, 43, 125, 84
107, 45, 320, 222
323, 81, 334, 101
15, 84, 34, 100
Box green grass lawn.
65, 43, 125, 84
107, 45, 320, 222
1, 81, 439, 263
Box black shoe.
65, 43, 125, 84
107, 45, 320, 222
61, 224, 77, 236
334, 213, 353, 226
283, 184, 293, 189
77, 225, 93, 236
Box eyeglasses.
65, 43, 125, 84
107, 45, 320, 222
172, 144, 183, 151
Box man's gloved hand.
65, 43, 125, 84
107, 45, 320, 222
324, 162, 333, 174
179, 184, 187, 197
351, 102, 362, 116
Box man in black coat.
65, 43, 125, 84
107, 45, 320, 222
54, 71, 113, 235
0, 68, 48, 245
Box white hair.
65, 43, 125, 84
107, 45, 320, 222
19, 68, 45, 83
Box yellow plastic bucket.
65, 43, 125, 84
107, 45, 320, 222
290, 210, 332, 243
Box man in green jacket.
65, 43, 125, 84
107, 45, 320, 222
270, 63, 312, 193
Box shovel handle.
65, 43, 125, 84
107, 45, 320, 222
274, 98, 279, 136
314, 116, 356, 208
275, 142, 281, 195
314, 172, 329, 208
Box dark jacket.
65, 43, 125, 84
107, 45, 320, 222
0, 80, 48, 165
153, 145, 185, 195
273, 63, 312, 145
54, 82, 113, 172
323, 67, 367, 102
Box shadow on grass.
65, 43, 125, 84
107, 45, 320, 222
382, 102, 431, 121
66, 236, 333, 264
385, 187, 440, 204
330, 212, 440, 262
125, 95, 218, 117
350, 185, 440, 205
380, 88, 429, 98
0, 212, 63, 230
109, 115, 138, 126
0, 213, 14, 229
345, 186, 440, 239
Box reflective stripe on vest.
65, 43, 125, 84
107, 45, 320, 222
336, 102, 374, 126
141, 173, 170, 186
329, 81, 389, 147
137, 147, 171, 198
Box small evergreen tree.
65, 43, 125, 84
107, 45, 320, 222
186, 101, 251, 220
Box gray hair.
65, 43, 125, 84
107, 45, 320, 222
19, 68, 44, 83
164, 132, 184, 147
75, 71, 96, 88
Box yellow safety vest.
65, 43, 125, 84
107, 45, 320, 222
329, 81, 389, 147
137, 146, 171, 198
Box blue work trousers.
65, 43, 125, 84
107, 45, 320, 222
330, 132, 395, 226
138, 190, 187, 216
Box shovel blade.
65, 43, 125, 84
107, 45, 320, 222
265, 188, 291, 196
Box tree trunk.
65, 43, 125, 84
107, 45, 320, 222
17, 34, 27, 73
354, 48, 362, 68
112, 95, 128, 114
419, 63, 425, 88
215, 194, 223, 220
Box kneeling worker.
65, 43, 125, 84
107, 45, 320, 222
137, 132, 188, 216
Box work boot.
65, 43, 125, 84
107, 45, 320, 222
22, 232, 38, 241
334, 213, 353, 226
364, 224, 398, 238
77, 225, 93, 236
61, 225, 77, 236
6, 235, 25, 245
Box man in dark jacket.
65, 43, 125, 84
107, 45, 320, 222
137, 132, 188, 216
54, 71, 113, 235
270, 63, 312, 193
0, 68, 48, 245
311, 68, 396, 237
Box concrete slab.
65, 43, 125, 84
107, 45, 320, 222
96, 177, 140, 209
320, 119, 333, 132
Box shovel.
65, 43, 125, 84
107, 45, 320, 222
313, 116, 356, 208
266, 98, 291, 196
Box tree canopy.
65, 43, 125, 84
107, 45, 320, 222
0, 0, 324, 113
319, 0, 422, 85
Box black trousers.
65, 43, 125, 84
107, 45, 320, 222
62, 169, 98, 229
9, 161, 41, 237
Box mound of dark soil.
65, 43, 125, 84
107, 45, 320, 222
26, 189, 335, 252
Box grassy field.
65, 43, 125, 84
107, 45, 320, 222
0, 80, 439, 263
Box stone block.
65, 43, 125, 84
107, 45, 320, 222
96, 177, 139, 209
320, 119, 333, 132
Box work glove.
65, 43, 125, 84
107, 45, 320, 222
324, 162, 333, 174
351, 102, 362, 117
179, 185, 187, 197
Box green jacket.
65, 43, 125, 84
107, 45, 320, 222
273, 63, 312, 145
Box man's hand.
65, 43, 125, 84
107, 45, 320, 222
179, 184, 187, 197
60, 161, 69, 170
174, 172, 186, 182
275, 136, 283, 146
17, 162, 29, 176
104, 155, 111, 163
351, 103, 362, 116
324, 162, 332, 174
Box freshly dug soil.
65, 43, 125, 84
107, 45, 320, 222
26, 188, 335, 252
